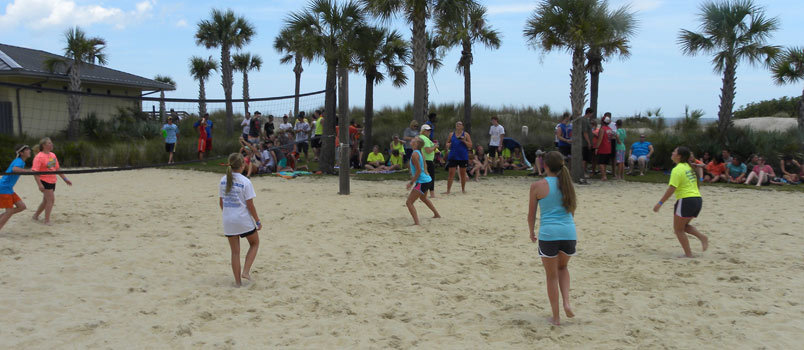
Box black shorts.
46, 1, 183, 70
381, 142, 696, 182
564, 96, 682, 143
582, 147, 592, 162
311, 137, 322, 148
227, 228, 257, 238
559, 145, 571, 156
488, 145, 500, 157
413, 181, 433, 194
597, 153, 611, 164
297, 141, 309, 154
426, 160, 435, 182
674, 197, 702, 218
447, 159, 468, 168
40, 180, 56, 191
538, 240, 577, 258
165, 143, 175, 153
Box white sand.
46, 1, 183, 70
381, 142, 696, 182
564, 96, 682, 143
733, 117, 798, 132
1, 170, 803, 348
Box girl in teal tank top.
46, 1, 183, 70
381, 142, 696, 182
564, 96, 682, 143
405, 138, 440, 225
527, 151, 578, 325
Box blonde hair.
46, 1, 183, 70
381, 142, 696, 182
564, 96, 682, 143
225, 153, 245, 194
544, 151, 577, 214
33, 137, 52, 154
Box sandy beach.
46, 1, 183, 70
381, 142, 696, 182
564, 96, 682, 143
0, 169, 802, 349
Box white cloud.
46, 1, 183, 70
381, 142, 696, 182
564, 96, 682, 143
487, 3, 534, 15
175, 19, 187, 28
0, 0, 156, 29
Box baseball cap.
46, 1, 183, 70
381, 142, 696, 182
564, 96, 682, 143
421, 124, 431, 131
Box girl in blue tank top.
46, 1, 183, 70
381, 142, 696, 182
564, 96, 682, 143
405, 138, 440, 225
527, 151, 578, 326
444, 121, 473, 194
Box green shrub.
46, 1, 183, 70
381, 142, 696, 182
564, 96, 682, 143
734, 96, 798, 119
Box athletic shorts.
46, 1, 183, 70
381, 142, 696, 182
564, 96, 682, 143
538, 240, 577, 258
559, 145, 572, 156
582, 147, 592, 162
413, 181, 434, 194
297, 141, 309, 154
597, 153, 611, 164
205, 138, 213, 151
165, 143, 175, 153
674, 197, 702, 218
311, 137, 322, 148
447, 159, 468, 168
488, 145, 501, 157
197, 138, 206, 152
40, 180, 56, 191
226, 227, 257, 238
616, 150, 625, 163
0, 193, 22, 208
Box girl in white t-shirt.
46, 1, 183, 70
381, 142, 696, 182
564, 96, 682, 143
219, 153, 262, 287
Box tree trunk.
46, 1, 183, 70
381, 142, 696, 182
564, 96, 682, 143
159, 90, 166, 122
319, 60, 338, 174
462, 43, 472, 135
570, 47, 588, 183
361, 74, 375, 166
338, 65, 350, 195
242, 71, 250, 115
294, 56, 303, 118
411, 10, 427, 124
717, 60, 737, 146
67, 64, 82, 139
798, 87, 804, 149
587, 48, 602, 119
198, 78, 207, 116
221, 46, 234, 136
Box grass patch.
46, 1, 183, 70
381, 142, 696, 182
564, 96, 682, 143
622, 170, 804, 192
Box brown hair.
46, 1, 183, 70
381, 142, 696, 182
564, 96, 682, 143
544, 151, 577, 214
225, 153, 245, 194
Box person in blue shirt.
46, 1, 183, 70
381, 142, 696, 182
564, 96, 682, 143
0, 145, 32, 232
405, 138, 440, 225
161, 116, 179, 164
627, 134, 654, 175
528, 151, 578, 326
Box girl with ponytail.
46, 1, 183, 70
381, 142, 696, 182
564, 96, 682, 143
219, 153, 261, 287
527, 151, 578, 325
653, 146, 708, 258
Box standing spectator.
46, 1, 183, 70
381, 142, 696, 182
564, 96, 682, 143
196, 116, 208, 160
555, 113, 572, 157
264, 114, 275, 141
294, 114, 311, 161
627, 134, 654, 176
279, 115, 293, 133
726, 156, 747, 183
488, 116, 505, 157
594, 116, 614, 180
248, 112, 262, 145
721, 149, 733, 164
402, 120, 420, 163
780, 155, 801, 183
241, 112, 251, 140
614, 119, 626, 180
419, 124, 437, 198
744, 156, 775, 186
194, 113, 213, 155
445, 121, 472, 194
579, 108, 594, 178
364, 145, 386, 171
162, 116, 179, 164
425, 113, 436, 139
31, 138, 72, 225
704, 155, 727, 183
311, 110, 324, 161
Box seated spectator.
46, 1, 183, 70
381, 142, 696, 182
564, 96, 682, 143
510, 147, 528, 170
473, 145, 491, 176
390, 135, 405, 160
780, 155, 801, 184
529, 150, 545, 176
239, 144, 260, 178
627, 134, 654, 175
700, 151, 712, 165
499, 147, 513, 170
726, 156, 747, 183
744, 156, 775, 186
365, 145, 386, 171
468, 152, 484, 180
388, 149, 404, 170
704, 155, 727, 183
721, 149, 733, 164
259, 141, 276, 173
689, 151, 705, 180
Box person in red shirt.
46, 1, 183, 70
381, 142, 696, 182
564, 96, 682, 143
31, 137, 72, 225
197, 117, 208, 160
594, 116, 614, 181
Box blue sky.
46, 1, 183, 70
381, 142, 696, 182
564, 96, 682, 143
2, 0, 803, 119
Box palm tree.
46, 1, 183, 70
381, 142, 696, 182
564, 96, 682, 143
423, 31, 445, 115
771, 47, 804, 144
524, 0, 610, 182
153, 75, 176, 122
189, 56, 218, 117
363, 0, 476, 124
195, 9, 256, 136
678, 0, 780, 143
43, 26, 107, 139
437, 3, 500, 134
586, 5, 637, 119
286, 0, 365, 177
354, 26, 410, 164
274, 27, 314, 118
232, 53, 263, 115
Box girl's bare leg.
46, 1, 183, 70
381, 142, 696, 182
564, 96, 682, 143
541, 257, 561, 325
557, 252, 574, 318
684, 223, 708, 252
419, 193, 441, 218
33, 194, 47, 221
459, 167, 468, 193
673, 215, 694, 257
757, 171, 767, 187
43, 190, 55, 224
242, 233, 260, 280
227, 236, 242, 286
406, 190, 420, 225
744, 172, 757, 185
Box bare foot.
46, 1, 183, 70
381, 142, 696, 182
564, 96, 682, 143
547, 316, 560, 326
241, 273, 251, 281
677, 254, 694, 258
32, 214, 39, 222
564, 304, 574, 318
43, 221, 53, 226
700, 236, 708, 252
433, 214, 441, 218
441, 191, 450, 195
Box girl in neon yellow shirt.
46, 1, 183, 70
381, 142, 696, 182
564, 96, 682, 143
653, 146, 708, 258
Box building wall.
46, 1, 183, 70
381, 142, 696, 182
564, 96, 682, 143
0, 76, 143, 136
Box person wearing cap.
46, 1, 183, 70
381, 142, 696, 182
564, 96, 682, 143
628, 134, 654, 176
418, 124, 437, 198
0, 145, 33, 232
162, 116, 179, 164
